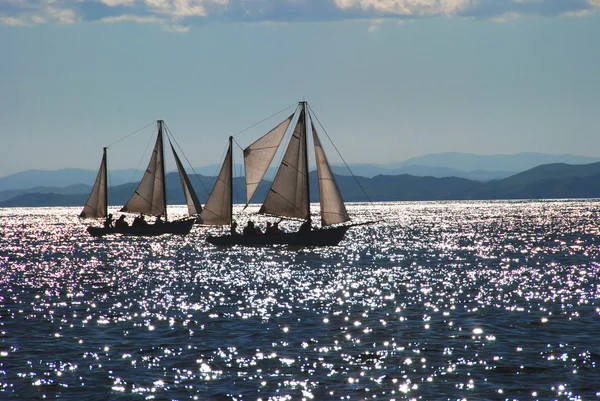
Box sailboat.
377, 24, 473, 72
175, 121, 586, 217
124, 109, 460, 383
203, 101, 352, 246
80, 120, 202, 237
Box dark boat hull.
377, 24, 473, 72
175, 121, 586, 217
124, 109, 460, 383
87, 219, 195, 238
206, 226, 350, 247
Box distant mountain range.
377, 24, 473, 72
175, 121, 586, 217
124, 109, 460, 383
2, 152, 599, 193
331, 152, 600, 181
2, 160, 600, 207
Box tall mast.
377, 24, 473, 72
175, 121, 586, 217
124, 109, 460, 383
300, 101, 311, 222
229, 135, 233, 227
103, 146, 108, 217
158, 120, 167, 222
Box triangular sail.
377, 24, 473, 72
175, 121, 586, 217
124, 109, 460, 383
312, 122, 350, 226
170, 141, 202, 218
120, 130, 166, 217
243, 114, 293, 204
80, 149, 108, 219
259, 110, 309, 220
200, 142, 232, 225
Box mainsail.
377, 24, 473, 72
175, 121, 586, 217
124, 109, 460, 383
80, 148, 108, 219
200, 138, 233, 225
243, 114, 293, 204
258, 110, 309, 220
312, 122, 350, 226
170, 141, 203, 217
121, 127, 166, 217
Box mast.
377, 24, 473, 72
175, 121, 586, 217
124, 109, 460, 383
300, 101, 311, 222
158, 120, 167, 222
103, 146, 108, 217
229, 135, 233, 227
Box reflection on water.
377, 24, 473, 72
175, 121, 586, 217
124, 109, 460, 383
0, 201, 599, 400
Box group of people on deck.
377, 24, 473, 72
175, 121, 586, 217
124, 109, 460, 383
233, 219, 313, 236
235, 220, 284, 236
103, 213, 163, 229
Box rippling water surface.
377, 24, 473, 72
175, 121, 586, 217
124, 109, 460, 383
1, 201, 599, 400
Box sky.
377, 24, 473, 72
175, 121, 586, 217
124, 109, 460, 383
1, 0, 599, 177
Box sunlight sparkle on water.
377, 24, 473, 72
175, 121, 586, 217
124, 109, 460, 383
0, 202, 599, 399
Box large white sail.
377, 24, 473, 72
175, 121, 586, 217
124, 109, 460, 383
259, 111, 309, 220
80, 149, 107, 219
243, 114, 293, 204
200, 142, 232, 225
312, 122, 350, 226
121, 130, 166, 217
170, 142, 202, 218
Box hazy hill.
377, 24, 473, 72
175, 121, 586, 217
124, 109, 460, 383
495, 162, 600, 187
475, 162, 600, 199
3, 161, 600, 207
0, 184, 90, 203
331, 153, 600, 180
3, 152, 599, 192
331, 164, 510, 181
0, 168, 144, 192
396, 152, 600, 172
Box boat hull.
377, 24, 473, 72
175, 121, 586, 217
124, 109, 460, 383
87, 219, 195, 238
206, 225, 350, 247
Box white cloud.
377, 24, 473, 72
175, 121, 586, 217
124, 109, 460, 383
0, 1, 77, 26
367, 18, 383, 31
47, 5, 77, 23
1, 0, 599, 31
334, 0, 474, 16
0, 15, 30, 25
491, 11, 520, 23
163, 23, 190, 32
101, 0, 136, 6
100, 12, 189, 31
101, 14, 161, 23
563, 9, 594, 17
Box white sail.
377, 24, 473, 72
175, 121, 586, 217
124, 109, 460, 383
312, 122, 350, 226
121, 130, 166, 217
243, 114, 293, 204
259, 111, 309, 220
200, 142, 232, 225
170, 142, 202, 218
80, 149, 107, 219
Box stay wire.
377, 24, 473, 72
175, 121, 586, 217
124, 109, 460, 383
126, 123, 158, 190
232, 103, 298, 138
163, 122, 211, 196
107, 120, 157, 148
108, 123, 160, 214
101, 120, 158, 192
307, 104, 374, 205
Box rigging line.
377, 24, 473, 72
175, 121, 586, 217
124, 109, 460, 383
230, 137, 246, 205
307, 104, 375, 205
199, 140, 230, 204
232, 102, 298, 138
107, 120, 157, 148
162, 122, 211, 196
124, 123, 158, 188
232, 137, 245, 152
266, 105, 304, 182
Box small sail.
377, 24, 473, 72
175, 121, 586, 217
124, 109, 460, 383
243, 114, 293, 204
259, 110, 309, 220
200, 142, 232, 225
80, 150, 108, 219
170, 141, 202, 218
312, 122, 350, 226
121, 131, 166, 217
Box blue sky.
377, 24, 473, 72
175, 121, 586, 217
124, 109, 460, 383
1, 0, 599, 177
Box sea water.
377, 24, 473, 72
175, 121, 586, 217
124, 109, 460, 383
0, 201, 599, 400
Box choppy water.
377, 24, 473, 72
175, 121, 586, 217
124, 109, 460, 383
0, 201, 599, 400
